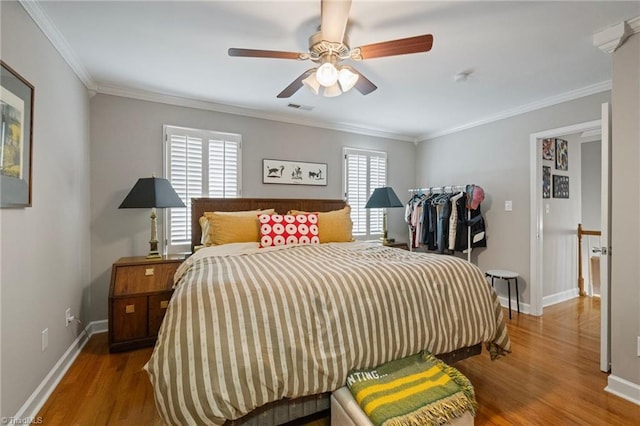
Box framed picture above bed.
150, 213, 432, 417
1, 61, 34, 208
263, 159, 327, 186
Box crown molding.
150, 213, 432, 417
593, 16, 640, 54
19, 0, 96, 91
95, 83, 416, 143
631, 15, 640, 33
417, 80, 611, 142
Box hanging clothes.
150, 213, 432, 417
421, 193, 438, 250
448, 191, 465, 251
406, 185, 487, 256
454, 203, 487, 251
405, 192, 427, 249
435, 193, 453, 253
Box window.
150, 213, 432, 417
164, 125, 241, 253
343, 147, 387, 239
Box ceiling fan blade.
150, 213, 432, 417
228, 48, 304, 60
343, 66, 377, 95
277, 68, 317, 98
321, 0, 351, 42
355, 34, 433, 60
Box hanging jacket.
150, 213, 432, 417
454, 198, 487, 251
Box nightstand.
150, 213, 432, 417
108, 255, 184, 352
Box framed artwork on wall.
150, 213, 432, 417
1, 61, 34, 208
542, 138, 555, 161
553, 175, 569, 198
555, 138, 568, 171
263, 159, 327, 186
542, 166, 551, 198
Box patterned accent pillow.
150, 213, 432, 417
258, 213, 320, 248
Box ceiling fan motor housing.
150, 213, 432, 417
308, 31, 351, 63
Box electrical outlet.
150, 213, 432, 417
42, 328, 48, 352
505, 200, 513, 211
65, 308, 72, 327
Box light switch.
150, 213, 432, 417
505, 200, 512, 211
545, 203, 550, 214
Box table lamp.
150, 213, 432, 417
119, 177, 185, 258
365, 186, 403, 245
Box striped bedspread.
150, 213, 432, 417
145, 242, 510, 425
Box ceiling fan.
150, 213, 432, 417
228, 0, 433, 98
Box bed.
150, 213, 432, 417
145, 198, 511, 425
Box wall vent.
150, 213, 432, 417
287, 103, 314, 111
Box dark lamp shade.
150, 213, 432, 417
365, 187, 403, 209
119, 177, 185, 209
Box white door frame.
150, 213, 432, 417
529, 120, 601, 315
599, 102, 611, 372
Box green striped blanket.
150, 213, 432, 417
346, 351, 477, 426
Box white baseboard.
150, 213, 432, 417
495, 287, 579, 316
14, 320, 108, 420
542, 288, 579, 307
606, 375, 640, 406
496, 295, 530, 315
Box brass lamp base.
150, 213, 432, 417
147, 207, 162, 259
147, 240, 161, 259
381, 211, 390, 245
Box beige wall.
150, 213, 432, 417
415, 92, 610, 308
0, 1, 91, 417
89, 94, 416, 321
610, 31, 640, 396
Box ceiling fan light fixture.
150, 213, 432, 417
316, 62, 338, 87
323, 83, 342, 98
338, 67, 359, 92
302, 72, 320, 95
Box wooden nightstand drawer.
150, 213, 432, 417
108, 255, 184, 352
149, 291, 172, 336
112, 296, 148, 342
113, 262, 179, 295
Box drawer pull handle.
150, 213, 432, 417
145, 268, 154, 276
160, 300, 169, 309
125, 304, 136, 314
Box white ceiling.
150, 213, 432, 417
31, 0, 640, 141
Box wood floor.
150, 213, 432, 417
37, 297, 638, 425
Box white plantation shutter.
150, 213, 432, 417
168, 134, 203, 248
344, 148, 387, 238
208, 139, 239, 198
165, 125, 241, 253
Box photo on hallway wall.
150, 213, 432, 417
555, 138, 568, 171
542, 138, 555, 160
553, 174, 569, 198
542, 166, 551, 198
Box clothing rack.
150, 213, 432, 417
407, 185, 472, 262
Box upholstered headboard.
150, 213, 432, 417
191, 198, 347, 252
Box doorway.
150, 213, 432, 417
580, 136, 602, 297
528, 119, 601, 316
